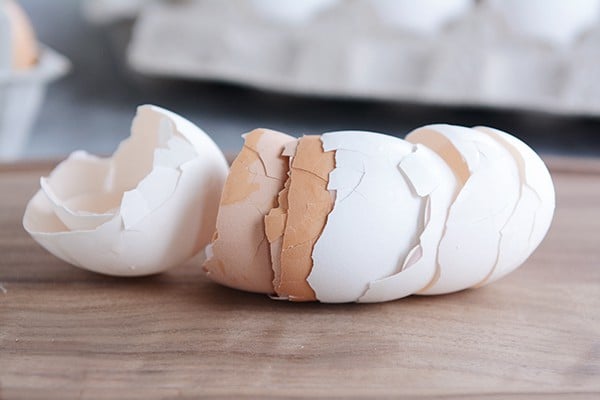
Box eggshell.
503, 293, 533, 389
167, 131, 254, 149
268, 135, 335, 302
308, 131, 425, 303
473, 126, 555, 285
1, 0, 37, 70
249, 0, 339, 25
263, 141, 296, 294
202, 124, 553, 303
203, 129, 295, 293
38, 153, 115, 231
370, 0, 474, 36
489, 0, 600, 46
407, 124, 522, 295
23, 105, 228, 276
357, 143, 459, 302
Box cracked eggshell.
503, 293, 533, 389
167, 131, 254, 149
473, 126, 555, 286
370, 0, 474, 36
267, 135, 335, 302
407, 124, 525, 295
203, 129, 295, 294
308, 131, 427, 303
23, 105, 228, 276
357, 143, 459, 302
249, 0, 340, 25
263, 141, 295, 295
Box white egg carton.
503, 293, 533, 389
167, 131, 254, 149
83, 0, 146, 24
0, 46, 69, 161
123, 0, 600, 116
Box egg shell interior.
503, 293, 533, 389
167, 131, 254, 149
203, 129, 295, 293
268, 135, 335, 302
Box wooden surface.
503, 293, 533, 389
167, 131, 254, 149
0, 158, 599, 400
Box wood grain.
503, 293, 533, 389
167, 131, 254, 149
0, 158, 599, 400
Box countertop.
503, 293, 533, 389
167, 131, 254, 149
1, 158, 599, 399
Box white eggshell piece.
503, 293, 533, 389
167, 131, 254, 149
475, 127, 555, 246
249, 0, 339, 25
489, 0, 600, 46
407, 125, 521, 295
370, 0, 474, 36
23, 105, 228, 276
358, 144, 459, 303
308, 131, 425, 303
37, 152, 116, 231
40, 179, 114, 232
474, 126, 555, 285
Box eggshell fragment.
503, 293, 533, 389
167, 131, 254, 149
267, 136, 335, 302
38, 153, 115, 231
473, 126, 555, 285
203, 129, 295, 293
357, 144, 458, 302
263, 142, 295, 294
23, 105, 228, 276
308, 131, 425, 303
407, 125, 523, 295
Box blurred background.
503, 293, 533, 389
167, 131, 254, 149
2, 0, 600, 161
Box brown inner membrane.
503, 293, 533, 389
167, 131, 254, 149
204, 129, 294, 294
265, 136, 336, 302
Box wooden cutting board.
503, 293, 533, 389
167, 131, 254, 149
1, 158, 599, 400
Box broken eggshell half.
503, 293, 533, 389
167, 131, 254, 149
204, 125, 554, 303
23, 105, 229, 276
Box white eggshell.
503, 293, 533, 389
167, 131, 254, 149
489, 0, 600, 46
473, 126, 555, 285
308, 131, 425, 303
23, 105, 228, 276
370, 0, 474, 35
358, 143, 459, 302
407, 124, 521, 295
38, 152, 115, 231
249, 0, 339, 25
